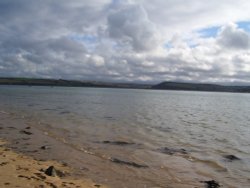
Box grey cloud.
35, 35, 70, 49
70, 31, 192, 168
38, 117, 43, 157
107, 2, 160, 52
0, 0, 110, 80
218, 24, 250, 49
0, 0, 109, 40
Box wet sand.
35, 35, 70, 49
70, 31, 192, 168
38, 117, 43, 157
0, 111, 225, 188
0, 111, 108, 188
0, 139, 106, 188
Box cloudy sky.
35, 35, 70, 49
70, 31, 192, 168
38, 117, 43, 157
1, 0, 250, 84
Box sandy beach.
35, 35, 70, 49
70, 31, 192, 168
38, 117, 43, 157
0, 111, 108, 188
0, 139, 106, 188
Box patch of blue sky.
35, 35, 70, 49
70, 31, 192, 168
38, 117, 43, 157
197, 21, 250, 38
70, 34, 98, 44
187, 43, 198, 48
69, 34, 98, 51
183, 38, 199, 48
163, 41, 197, 49
164, 42, 173, 49
197, 26, 220, 38
237, 21, 250, 32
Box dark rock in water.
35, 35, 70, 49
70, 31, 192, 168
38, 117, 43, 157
20, 130, 32, 135
59, 111, 70, 114
103, 116, 116, 121
42, 108, 54, 111
223, 155, 240, 161
25, 126, 31, 129
201, 180, 220, 188
110, 158, 148, 168
44, 166, 65, 177
102, 141, 134, 146
45, 166, 57, 177
25, 150, 38, 153
104, 116, 114, 119
40, 145, 50, 150
158, 147, 188, 155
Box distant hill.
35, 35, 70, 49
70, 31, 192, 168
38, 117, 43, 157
152, 81, 250, 93
0, 77, 151, 89
0, 78, 250, 93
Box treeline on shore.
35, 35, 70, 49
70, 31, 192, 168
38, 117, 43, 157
0, 77, 250, 93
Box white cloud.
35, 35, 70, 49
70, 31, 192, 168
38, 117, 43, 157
141, 0, 250, 37
0, 0, 250, 84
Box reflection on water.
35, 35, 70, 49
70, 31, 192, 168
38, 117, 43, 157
1, 85, 250, 187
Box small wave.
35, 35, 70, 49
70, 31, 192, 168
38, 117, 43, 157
0, 110, 9, 114
153, 126, 172, 132
214, 138, 229, 143
195, 158, 228, 172
27, 103, 36, 107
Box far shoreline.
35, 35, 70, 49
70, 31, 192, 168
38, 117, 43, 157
1, 77, 250, 93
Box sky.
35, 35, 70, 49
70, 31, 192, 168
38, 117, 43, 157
1, 0, 250, 84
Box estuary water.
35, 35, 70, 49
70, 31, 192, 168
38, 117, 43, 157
0, 85, 250, 187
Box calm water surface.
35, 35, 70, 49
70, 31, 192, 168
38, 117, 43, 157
0, 86, 250, 187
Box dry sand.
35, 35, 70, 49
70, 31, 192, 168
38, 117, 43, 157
0, 139, 106, 188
